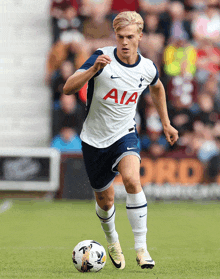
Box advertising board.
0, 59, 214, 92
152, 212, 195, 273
59, 154, 220, 200
0, 148, 60, 192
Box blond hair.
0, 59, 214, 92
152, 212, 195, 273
113, 11, 144, 33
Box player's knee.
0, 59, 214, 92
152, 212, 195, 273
123, 175, 141, 193
96, 195, 114, 211
100, 199, 114, 211
123, 175, 137, 187
102, 203, 113, 211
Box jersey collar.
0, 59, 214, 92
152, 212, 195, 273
114, 48, 141, 67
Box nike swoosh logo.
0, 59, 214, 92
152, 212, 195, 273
139, 214, 147, 218
111, 75, 121, 79
127, 147, 136, 150
108, 253, 122, 268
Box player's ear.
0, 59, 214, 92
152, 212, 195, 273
138, 32, 143, 41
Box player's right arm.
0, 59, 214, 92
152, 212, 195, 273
63, 54, 111, 95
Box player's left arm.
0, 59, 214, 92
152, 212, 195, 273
149, 79, 179, 146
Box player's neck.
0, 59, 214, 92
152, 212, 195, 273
116, 50, 139, 65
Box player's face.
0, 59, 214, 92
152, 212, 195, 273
115, 24, 143, 64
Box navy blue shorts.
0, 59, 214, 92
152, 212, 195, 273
82, 131, 140, 192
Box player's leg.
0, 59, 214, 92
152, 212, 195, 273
95, 184, 125, 269
118, 155, 147, 250
95, 184, 118, 244
81, 141, 125, 269
118, 155, 155, 269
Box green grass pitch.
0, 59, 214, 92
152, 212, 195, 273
0, 199, 219, 278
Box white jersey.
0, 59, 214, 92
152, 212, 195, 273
77, 46, 158, 148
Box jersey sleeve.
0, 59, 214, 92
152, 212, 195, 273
150, 63, 159, 86
77, 49, 103, 72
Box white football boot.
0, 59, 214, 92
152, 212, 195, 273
107, 241, 125, 269
136, 248, 155, 269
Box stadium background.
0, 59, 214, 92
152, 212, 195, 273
0, 0, 220, 200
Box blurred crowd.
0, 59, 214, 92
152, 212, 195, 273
46, 0, 220, 180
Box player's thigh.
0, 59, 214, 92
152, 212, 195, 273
118, 155, 142, 193
95, 184, 115, 211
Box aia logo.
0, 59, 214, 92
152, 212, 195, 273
103, 88, 138, 105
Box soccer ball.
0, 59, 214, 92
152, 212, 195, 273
72, 240, 106, 273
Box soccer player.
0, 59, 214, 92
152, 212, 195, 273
63, 11, 178, 270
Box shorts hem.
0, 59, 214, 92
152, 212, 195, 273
92, 177, 115, 193
112, 151, 141, 173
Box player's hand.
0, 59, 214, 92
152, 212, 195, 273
93, 55, 112, 72
163, 124, 179, 146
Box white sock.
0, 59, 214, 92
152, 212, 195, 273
126, 190, 147, 251
96, 203, 119, 244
